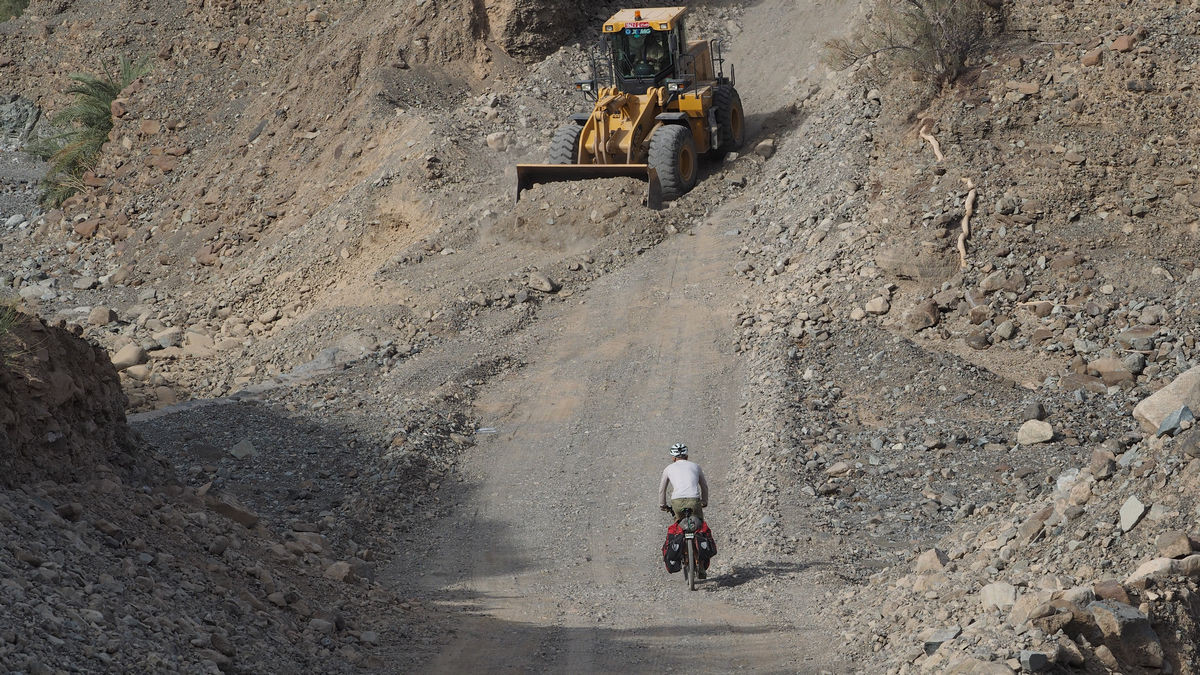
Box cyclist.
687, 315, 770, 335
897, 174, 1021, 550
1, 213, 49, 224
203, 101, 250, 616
658, 443, 709, 524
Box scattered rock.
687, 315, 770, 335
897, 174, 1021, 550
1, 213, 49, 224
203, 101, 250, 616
1133, 366, 1200, 433
1016, 419, 1053, 445
87, 306, 117, 325
905, 300, 939, 332
308, 618, 335, 634
1089, 601, 1164, 667
1119, 495, 1146, 532
1156, 406, 1194, 438
923, 626, 961, 655
526, 272, 560, 293
825, 461, 851, 476
110, 344, 147, 371
1018, 650, 1050, 672
1155, 530, 1192, 559
324, 561, 355, 582
915, 549, 949, 573
864, 296, 890, 315
486, 131, 511, 152
964, 333, 990, 350
1022, 402, 1046, 421
228, 439, 256, 459
980, 582, 1017, 611
1111, 35, 1136, 52
206, 494, 260, 529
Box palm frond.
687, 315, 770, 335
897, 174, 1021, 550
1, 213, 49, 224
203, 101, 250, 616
35, 54, 153, 207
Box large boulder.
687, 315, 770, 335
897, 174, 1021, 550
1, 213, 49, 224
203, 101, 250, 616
1089, 601, 1164, 668
1133, 365, 1200, 432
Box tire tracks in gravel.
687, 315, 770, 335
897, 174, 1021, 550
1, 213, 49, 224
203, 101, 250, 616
382, 2, 859, 671
386, 202, 841, 673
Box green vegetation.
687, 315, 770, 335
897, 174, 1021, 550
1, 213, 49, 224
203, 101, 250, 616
825, 0, 994, 87
28, 56, 151, 207
0, 0, 29, 21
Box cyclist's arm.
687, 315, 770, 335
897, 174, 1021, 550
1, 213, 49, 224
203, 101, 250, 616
658, 468, 671, 507
699, 467, 709, 505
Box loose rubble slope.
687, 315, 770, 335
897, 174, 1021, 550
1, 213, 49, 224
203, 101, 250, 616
715, 0, 1200, 671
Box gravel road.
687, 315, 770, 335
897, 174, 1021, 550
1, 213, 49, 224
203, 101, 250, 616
387, 204, 843, 672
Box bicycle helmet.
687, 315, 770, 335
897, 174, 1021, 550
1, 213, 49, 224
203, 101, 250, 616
670, 443, 688, 457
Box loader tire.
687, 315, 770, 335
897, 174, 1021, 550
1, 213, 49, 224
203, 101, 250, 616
548, 124, 582, 164
709, 85, 745, 158
648, 124, 698, 201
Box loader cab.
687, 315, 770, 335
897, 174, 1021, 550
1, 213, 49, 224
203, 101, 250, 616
603, 7, 688, 95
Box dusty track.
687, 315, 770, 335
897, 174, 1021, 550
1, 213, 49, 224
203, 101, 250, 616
381, 2, 857, 671
389, 202, 840, 673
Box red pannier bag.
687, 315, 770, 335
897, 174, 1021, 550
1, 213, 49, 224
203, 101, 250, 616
662, 523, 684, 573
695, 522, 717, 567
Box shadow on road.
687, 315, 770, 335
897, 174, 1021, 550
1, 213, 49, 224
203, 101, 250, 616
387, 601, 835, 674
134, 395, 536, 585
712, 560, 832, 588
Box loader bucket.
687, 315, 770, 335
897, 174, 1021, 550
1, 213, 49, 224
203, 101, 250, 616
515, 164, 664, 211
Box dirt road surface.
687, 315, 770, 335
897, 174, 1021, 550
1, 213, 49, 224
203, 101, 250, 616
382, 3, 858, 672
388, 202, 839, 673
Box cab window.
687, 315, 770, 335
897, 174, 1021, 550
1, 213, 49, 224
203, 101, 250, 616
613, 28, 672, 79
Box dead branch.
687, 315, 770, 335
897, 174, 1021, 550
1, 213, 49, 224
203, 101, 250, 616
919, 119, 945, 162
958, 178, 976, 270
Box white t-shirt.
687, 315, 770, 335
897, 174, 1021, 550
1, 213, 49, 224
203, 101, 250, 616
659, 459, 709, 503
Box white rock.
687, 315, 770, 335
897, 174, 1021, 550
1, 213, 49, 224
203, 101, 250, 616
1125, 557, 1176, 585
864, 297, 890, 315
1133, 365, 1200, 433
980, 582, 1017, 611
825, 461, 851, 476
486, 131, 510, 152
915, 549, 949, 573
1017, 419, 1053, 444
1119, 495, 1147, 532
110, 344, 147, 371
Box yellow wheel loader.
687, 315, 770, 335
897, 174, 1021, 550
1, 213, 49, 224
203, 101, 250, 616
515, 6, 745, 209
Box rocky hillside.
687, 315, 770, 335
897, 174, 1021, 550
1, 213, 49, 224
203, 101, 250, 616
2, 0, 1200, 672
0, 312, 442, 672
717, 0, 1200, 671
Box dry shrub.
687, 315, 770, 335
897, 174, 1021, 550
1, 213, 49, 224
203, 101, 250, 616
0, 0, 29, 21
825, 0, 999, 86
0, 299, 25, 368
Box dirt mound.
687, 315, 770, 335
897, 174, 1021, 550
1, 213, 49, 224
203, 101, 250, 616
494, 177, 656, 248
0, 311, 153, 486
